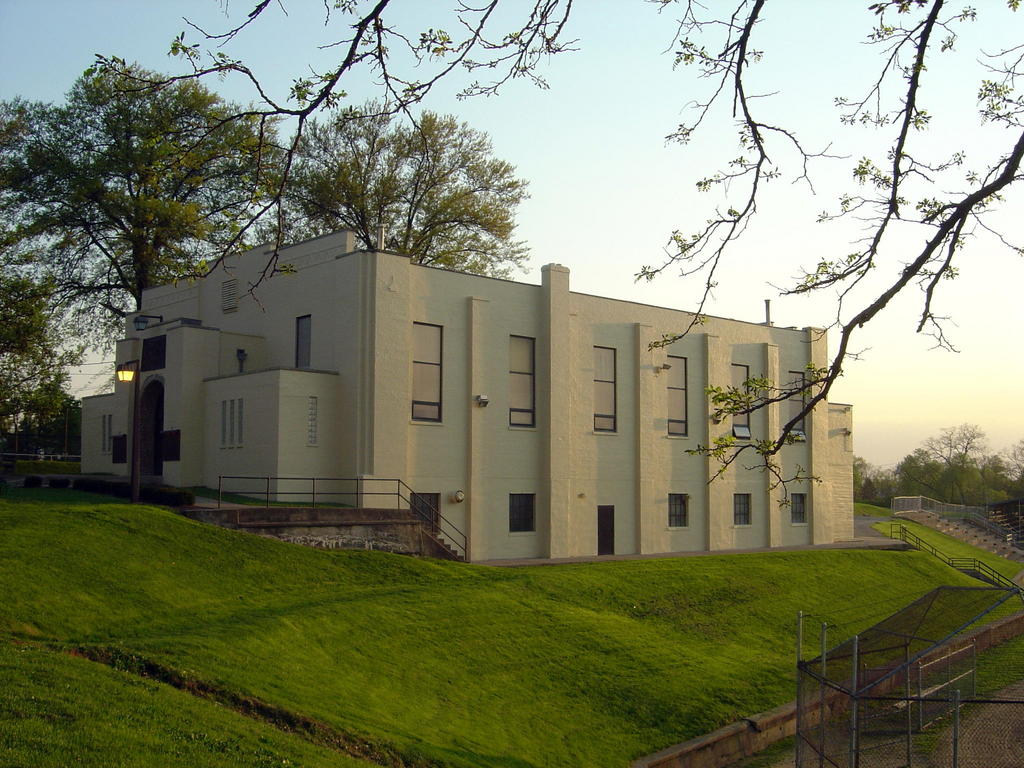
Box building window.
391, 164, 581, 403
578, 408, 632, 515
668, 494, 689, 527
734, 493, 751, 526
140, 335, 167, 372
412, 322, 442, 421
101, 414, 113, 453
295, 315, 311, 369
509, 335, 535, 427
220, 398, 244, 448
307, 396, 318, 445
791, 493, 807, 524
788, 370, 807, 436
731, 363, 751, 439
593, 346, 616, 432
509, 493, 536, 532
667, 355, 687, 436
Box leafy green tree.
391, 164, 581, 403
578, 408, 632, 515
895, 449, 947, 500
0, 66, 280, 348
922, 424, 987, 505
0, 274, 81, 435
287, 106, 528, 276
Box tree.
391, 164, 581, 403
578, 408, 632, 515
91, 1, 573, 274
90, 2, 1023, 482
922, 424, 986, 504
0, 66, 280, 347
639, 0, 1024, 477
1005, 440, 1024, 490
0, 274, 81, 434
287, 105, 528, 276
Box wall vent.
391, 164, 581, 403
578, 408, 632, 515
221, 279, 239, 313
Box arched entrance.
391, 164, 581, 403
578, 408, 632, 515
139, 379, 164, 478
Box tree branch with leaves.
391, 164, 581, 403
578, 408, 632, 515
640, 0, 1023, 484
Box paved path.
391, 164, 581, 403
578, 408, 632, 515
480, 529, 901, 567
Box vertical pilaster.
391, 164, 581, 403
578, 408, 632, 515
543, 264, 572, 558
466, 296, 490, 562
806, 327, 832, 544
635, 323, 659, 554
705, 334, 731, 551
765, 343, 783, 547
364, 251, 412, 481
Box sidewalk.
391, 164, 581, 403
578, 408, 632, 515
479, 531, 903, 567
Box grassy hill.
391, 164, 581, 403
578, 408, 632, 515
1, 489, 1013, 768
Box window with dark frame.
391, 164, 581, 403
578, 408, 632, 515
509, 335, 535, 427
295, 315, 311, 369
593, 346, 617, 432
788, 370, 807, 436
791, 493, 807, 524
667, 355, 688, 436
668, 493, 689, 527
412, 322, 442, 422
731, 363, 751, 439
733, 493, 752, 525
509, 493, 536, 532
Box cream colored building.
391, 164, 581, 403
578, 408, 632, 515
81, 230, 854, 561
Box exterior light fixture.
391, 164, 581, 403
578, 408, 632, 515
450, 490, 466, 504
474, 394, 490, 407
116, 359, 143, 503
116, 361, 138, 383
133, 314, 163, 332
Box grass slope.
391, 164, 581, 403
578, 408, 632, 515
2, 489, 1015, 768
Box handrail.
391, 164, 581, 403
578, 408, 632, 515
392, 478, 468, 561
217, 475, 467, 560
888, 523, 1020, 592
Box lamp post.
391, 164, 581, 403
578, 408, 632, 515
116, 360, 142, 503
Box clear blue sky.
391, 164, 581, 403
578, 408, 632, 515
2, 0, 1021, 466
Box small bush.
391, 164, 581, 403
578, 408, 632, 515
142, 486, 195, 507
15, 460, 81, 475
48, 477, 71, 489
22, 476, 44, 488
68, 477, 194, 506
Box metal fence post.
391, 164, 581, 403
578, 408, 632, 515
850, 634, 859, 768
266, 475, 270, 509
795, 611, 803, 767
218, 475, 223, 509
819, 622, 827, 768
312, 476, 316, 508
951, 689, 960, 768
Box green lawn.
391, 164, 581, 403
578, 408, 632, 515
1, 489, 1019, 768
855, 502, 892, 518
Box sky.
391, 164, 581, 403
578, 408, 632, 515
1, 0, 1021, 467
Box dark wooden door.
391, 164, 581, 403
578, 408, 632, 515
597, 505, 615, 555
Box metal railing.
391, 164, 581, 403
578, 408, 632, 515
892, 495, 1018, 545
888, 523, 1021, 593
217, 475, 467, 559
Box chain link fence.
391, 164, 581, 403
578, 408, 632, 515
796, 586, 1024, 768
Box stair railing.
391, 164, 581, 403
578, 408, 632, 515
888, 523, 1021, 593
